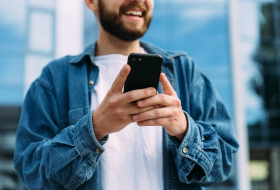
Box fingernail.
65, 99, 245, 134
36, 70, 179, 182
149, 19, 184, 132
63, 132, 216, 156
133, 115, 138, 121
138, 100, 144, 105
151, 88, 156, 94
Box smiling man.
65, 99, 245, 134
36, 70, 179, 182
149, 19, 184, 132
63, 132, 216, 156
14, 0, 239, 189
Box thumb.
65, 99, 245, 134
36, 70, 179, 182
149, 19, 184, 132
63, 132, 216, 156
159, 73, 176, 96
110, 64, 131, 93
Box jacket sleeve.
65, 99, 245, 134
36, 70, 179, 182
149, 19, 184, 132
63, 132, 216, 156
13, 69, 107, 190
169, 56, 239, 186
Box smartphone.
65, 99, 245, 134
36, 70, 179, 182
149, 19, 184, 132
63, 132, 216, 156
123, 53, 163, 94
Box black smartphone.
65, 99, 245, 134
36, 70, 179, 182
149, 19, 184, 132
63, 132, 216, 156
123, 53, 163, 94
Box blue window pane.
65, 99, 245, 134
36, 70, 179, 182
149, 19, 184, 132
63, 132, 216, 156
0, 86, 24, 105
142, 0, 233, 116
0, 0, 25, 105
0, 56, 24, 105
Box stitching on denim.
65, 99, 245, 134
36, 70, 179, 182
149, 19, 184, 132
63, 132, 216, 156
69, 106, 88, 113
189, 76, 204, 95
69, 107, 89, 124
65, 162, 86, 189
169, 51, 187, 58
70, 117, 82, 124
197, 150, 212, 171
37, 77, 54, 93
87, 112, 105, 150
76, 119, 90, 156
39, 67, 64, 129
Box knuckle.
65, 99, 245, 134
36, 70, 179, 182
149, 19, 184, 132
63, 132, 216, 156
173, 108, 179, 116
121, 116, 130, 122
155, 109, 161, 117
127, 92, 135, 100
144, 89, 150, 97
115, 109, 123, 117
174, 98, 181, 107
160, 94, 167, 102
120, 117, 126, 122
169, 118, 175, 125
108, 99, 117, 108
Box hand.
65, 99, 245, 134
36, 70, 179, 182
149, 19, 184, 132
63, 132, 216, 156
132, 73, 188, 141
92, 64, 157, 141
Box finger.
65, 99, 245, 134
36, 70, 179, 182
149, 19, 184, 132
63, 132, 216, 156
160, 73, 177, 96
110, 64, 131, 93
137, 94, 174, 107
137, 117, 187, 137
136, 117, 173, 127
120, 87, 157, 103
128, 104, 158, 115
132, 107, 174, 122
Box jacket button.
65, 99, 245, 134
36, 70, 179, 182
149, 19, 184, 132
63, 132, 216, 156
182, 147, 188, 154
89, 81, 94, 85
95, 148, 101, 154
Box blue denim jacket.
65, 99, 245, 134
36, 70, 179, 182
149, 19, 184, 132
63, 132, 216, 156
14, 41, 239, 190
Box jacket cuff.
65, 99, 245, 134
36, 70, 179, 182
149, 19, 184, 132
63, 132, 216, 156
169, 111, 213, 183
74, 112, 108, 166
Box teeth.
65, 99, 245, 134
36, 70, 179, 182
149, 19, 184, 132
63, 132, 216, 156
125, 11, 142, 17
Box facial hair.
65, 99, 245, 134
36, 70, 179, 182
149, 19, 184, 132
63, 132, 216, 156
98, 0, 152, 41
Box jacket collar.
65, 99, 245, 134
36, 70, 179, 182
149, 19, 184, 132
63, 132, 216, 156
69, 43, 96, 64
68, 41, 186, 66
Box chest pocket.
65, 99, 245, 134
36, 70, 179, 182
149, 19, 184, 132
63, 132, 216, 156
68, 107, 90, 126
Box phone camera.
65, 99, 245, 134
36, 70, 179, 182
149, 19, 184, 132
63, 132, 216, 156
132, 58, 136, 62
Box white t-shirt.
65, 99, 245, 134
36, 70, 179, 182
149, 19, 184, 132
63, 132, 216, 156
90, 49, 163, 190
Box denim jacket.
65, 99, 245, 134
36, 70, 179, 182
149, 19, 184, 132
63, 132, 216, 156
14, 41, 239, 190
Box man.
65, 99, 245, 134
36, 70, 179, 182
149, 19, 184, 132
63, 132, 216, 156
14, 0, 239, 189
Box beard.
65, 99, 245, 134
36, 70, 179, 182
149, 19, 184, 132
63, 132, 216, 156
98, 0, 152, 41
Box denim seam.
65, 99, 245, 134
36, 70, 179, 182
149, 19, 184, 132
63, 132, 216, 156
169, 52, 188, 58
179, 112, 196, 157
189, 76, 204, 95
75, 127, 90, 157
69, 106, 89, 113
69, 107, 89, 124
180, 161, 195, 182
88, 111, 106, 150
64, 162, 86, 189
37, 76, 64, 131
74, 114, 105, 166
180, 150, 211, 183
37, 77, 54, 92
198, 148, 213, 172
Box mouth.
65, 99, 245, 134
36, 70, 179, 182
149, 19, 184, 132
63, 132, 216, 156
124, 10, 143, 18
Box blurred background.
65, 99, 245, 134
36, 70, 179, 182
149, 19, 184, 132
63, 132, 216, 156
0, 0, 279, 189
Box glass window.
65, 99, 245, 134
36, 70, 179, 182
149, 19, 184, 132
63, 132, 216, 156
0, 0, 25, 105
143, 0, 234, 116
28, 11, 54, 54
29, 0, 55, 9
